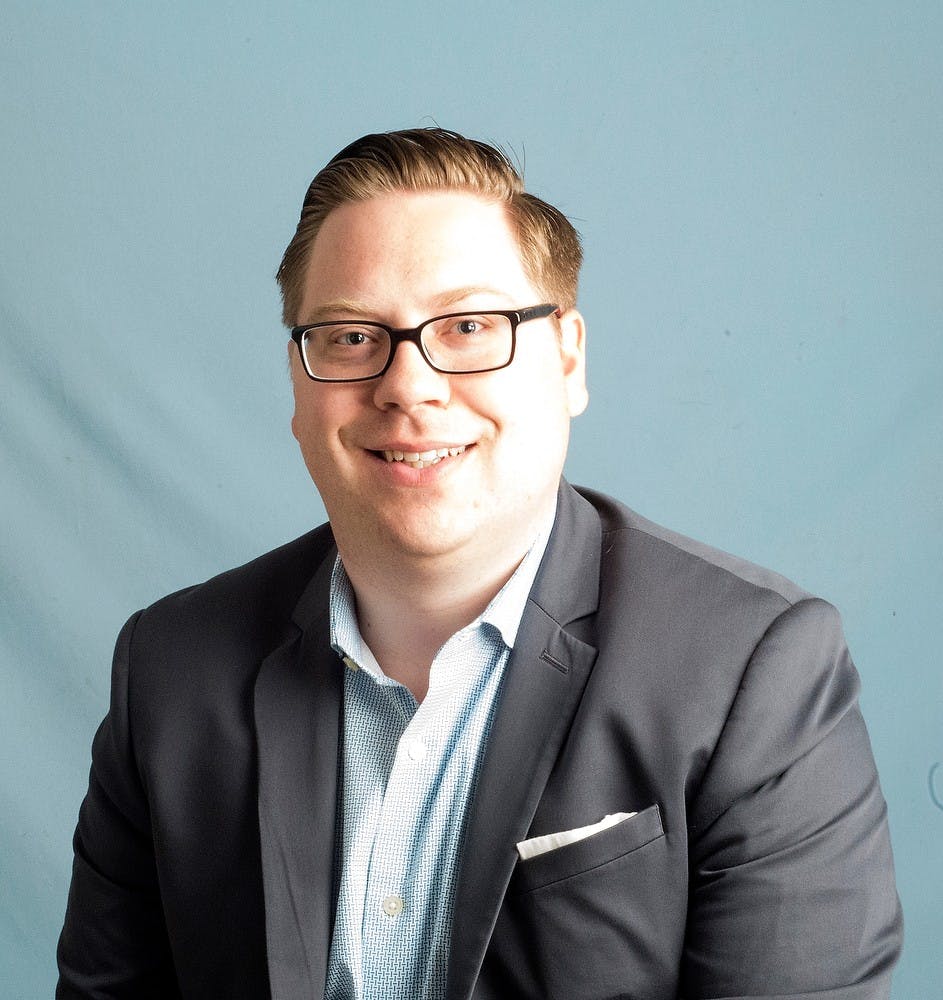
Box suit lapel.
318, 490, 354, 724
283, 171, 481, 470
254, 551, 340, 1000
448, 484, 602, 999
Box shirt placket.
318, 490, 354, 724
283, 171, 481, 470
360, 683, 434, 997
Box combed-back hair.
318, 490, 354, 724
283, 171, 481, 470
276, 128, 582, 325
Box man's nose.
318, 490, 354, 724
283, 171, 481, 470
372, 339, 451, 410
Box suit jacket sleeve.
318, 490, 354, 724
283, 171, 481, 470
57, 611, 182, 999
681, 597, 902, 999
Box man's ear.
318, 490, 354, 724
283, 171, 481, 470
558, 308, 589, 417
288, 340, 305, 442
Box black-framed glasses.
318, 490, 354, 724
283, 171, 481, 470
290, 303, 560, 383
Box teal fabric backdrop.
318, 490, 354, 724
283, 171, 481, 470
2, 2, 940, 996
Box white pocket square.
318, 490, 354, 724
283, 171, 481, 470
516, 811, 637, 861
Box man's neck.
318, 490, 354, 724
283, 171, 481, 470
335, 522, 549, 702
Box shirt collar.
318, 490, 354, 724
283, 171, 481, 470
476, 508, 554, 648
329, 507, 556, 673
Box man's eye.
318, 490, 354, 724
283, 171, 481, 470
326, 327, 379, 347
448, 315, 496, 336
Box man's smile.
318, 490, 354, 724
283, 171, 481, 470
379, 445, 468, 470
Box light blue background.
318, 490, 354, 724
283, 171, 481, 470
2, 2, 940, 996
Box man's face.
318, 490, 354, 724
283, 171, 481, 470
290, 190, 587, 570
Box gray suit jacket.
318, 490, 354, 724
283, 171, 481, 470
58, 483, 902, 998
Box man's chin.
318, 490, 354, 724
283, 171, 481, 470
374, 516, 474, 562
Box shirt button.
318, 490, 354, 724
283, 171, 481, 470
406, 737, 427, 762
381, 894, 404, 917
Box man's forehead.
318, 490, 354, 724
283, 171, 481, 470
298, 191, 536, 322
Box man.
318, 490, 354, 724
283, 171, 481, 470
58, 128, 902, 999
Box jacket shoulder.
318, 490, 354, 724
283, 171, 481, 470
573, 484, 811, 608
132, 523, 335, 656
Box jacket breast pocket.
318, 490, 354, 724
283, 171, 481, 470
511, 803, 665, 895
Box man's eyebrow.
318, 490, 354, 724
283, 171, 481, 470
429, 286, 513, 310
300, 299, 375, 323
300, 287, 515, 325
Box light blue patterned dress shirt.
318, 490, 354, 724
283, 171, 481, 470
324, 522, 552, 1000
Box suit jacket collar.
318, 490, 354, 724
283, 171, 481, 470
255, 548, 340, 999
447, 481, 602, 999
529, 480, 601, 625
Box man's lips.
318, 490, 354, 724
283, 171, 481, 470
368, 444, 469, 470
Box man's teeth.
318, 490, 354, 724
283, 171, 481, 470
382, 446, 466, 469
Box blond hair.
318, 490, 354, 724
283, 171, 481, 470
276, 128, 582, 325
